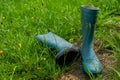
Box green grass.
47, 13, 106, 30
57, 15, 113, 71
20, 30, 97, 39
0, 0, 120, 80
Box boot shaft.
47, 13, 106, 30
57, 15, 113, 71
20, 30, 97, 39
81, 6, 99, 48
36, 32, 73, 51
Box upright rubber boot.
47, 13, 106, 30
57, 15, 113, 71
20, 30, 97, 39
36, 32, 80, 65
81, 5, 102, 74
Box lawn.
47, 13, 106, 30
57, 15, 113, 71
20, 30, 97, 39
0, 0, 120, 80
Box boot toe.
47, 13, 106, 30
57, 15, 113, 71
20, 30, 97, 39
82, 59, 102, 74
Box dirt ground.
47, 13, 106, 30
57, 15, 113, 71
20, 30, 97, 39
60, 48, 116, 80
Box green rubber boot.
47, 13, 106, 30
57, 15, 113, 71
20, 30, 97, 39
80, 5, 102, 74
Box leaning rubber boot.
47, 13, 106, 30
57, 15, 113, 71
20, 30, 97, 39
81, 5, 102, 74
36, 32, 80, 65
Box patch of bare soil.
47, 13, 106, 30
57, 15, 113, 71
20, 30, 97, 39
60, 49, 116, 80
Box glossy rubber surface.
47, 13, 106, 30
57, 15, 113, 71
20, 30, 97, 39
81, 5, 102, 74
36, 32, 80, 65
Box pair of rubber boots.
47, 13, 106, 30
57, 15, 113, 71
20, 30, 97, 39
36, 6, 102, 74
